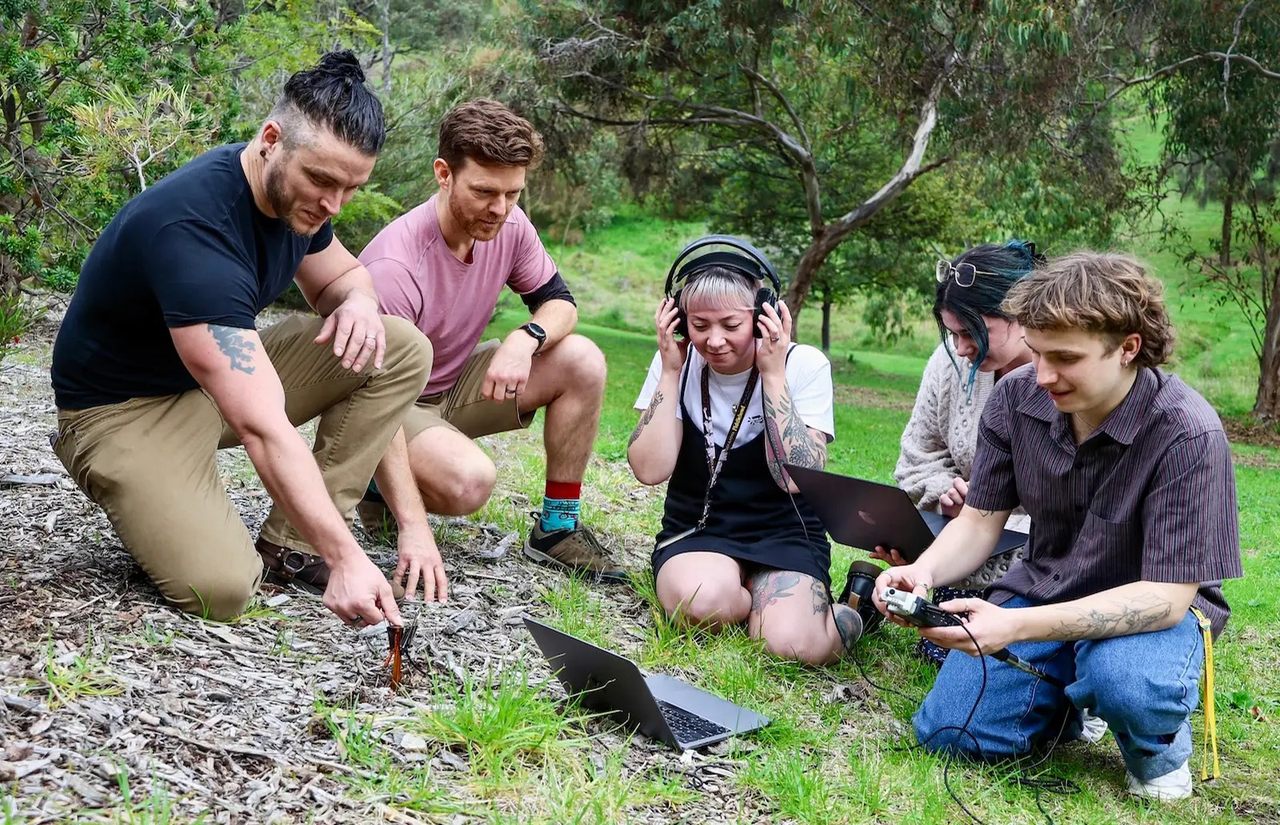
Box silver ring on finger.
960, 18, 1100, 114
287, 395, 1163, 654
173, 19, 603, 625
770, 336, 780, 343
505, 386, 517, 395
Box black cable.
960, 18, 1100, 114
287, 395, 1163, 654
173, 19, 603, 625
844, 612, 1080, 825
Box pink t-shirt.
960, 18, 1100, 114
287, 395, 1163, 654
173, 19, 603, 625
360, 194, 557, 396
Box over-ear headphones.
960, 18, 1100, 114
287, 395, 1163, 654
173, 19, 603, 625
663, 234, 783, 339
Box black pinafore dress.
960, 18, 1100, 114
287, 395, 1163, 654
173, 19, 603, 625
651, 358, 832, 586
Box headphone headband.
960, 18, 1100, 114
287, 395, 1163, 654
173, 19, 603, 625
663, 234, 782, 297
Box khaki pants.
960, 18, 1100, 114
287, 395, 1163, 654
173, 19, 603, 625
53, 314, 432, 620
402, 339, 536, 443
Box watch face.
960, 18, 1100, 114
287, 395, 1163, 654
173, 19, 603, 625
524, 322, 546, 339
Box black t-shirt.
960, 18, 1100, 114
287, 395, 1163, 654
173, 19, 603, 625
51, 143, 333, 409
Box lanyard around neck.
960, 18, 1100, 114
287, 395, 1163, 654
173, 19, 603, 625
696, 363, 759, 531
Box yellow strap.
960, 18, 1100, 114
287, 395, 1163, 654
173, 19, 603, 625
1190, 607, 1219, 781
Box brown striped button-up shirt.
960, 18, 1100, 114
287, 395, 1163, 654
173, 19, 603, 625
967, 365, 1243, 637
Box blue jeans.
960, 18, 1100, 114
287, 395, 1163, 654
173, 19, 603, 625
913, 596, 1204, 781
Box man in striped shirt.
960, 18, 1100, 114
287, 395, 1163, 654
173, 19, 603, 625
875, 251, 1243, 801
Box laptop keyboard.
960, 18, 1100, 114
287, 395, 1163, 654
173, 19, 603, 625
657, 700, 729, 742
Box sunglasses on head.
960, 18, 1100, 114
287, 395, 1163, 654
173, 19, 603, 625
935, 259, 997, 288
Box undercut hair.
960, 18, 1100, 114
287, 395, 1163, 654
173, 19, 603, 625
1002, 251, 1175, 369
438, 99, 545, 171
269, 50, 385, 155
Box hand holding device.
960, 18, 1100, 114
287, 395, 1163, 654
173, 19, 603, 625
869, 545, 910, 566
872, 562, 933, 619
882, 587, 1065, 687
882, 586, 965, 628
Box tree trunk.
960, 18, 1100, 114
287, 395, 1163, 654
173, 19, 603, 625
1253, 253, 1280, 421
821, 289, 832, 352
1220, 192, 1233, 267
380, 0, 393, 96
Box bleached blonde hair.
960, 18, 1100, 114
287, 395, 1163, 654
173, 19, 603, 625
679, 266, 758, 314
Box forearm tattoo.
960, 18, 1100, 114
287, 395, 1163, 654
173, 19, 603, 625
208, 324, 256, 374
629, 389, 664, 447
1048, 593, 1174, 640
762, 383, 826, 488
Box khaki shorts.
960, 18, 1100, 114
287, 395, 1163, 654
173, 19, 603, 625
403, 339, 537, 443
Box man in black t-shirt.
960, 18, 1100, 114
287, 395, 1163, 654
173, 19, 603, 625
50, 52, 435, 626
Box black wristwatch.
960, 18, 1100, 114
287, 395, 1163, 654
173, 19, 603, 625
519, 321, 547, 353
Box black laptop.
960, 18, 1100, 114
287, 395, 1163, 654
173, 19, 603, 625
784, 464, 1028, 562
524, 618, 770, 751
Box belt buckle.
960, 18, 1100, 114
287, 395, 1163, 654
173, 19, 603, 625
281, 550, 311, 577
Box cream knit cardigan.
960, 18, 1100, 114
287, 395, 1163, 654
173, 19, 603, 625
895, 344, 1031, 534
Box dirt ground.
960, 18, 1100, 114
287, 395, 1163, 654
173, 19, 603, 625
0, 313, 751, 824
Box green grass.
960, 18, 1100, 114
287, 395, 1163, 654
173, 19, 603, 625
165, 124, 1269, 821
1116, 114, 1269, 419
30, 636, 124, 709
319, 255, 1280, 822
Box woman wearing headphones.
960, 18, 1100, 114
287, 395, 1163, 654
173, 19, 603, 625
628, 241, 859, 664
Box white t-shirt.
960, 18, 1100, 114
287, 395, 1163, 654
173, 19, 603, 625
634, 344, 835, 448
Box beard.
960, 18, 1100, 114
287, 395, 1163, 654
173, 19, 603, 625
264, 163, 317, 238
448, 195, 505, 242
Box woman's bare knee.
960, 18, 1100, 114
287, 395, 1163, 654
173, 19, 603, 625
660, 578, 748, 627
757, 625, 837, 665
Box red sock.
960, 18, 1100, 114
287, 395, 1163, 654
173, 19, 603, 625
545, 480, 582, 501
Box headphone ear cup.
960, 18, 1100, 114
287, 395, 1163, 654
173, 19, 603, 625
752, 287, 776, 338
671, 289, 688, 338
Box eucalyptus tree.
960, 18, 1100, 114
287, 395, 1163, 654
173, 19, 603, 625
523, 0, 1138, 319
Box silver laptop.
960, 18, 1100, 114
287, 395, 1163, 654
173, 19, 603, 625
524, 618, 770, 750
785, 464, 1027, 563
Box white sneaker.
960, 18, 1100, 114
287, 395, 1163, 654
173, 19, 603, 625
1126, 760, 1192, 801
1078, 709, 1109, 744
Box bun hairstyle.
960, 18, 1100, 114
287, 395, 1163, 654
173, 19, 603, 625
272, 49, 386, 155
934, 239, 1041, 393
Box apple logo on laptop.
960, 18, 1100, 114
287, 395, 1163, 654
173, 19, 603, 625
857, 510, 876, 526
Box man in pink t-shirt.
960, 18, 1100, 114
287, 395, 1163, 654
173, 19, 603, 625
357, 99, 625, 592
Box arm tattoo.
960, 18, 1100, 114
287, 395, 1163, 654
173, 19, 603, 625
762, 382, 826, 488
208, 324, 256, 374
629, 389, 663, 447
1048, 594, 1174, 640
750, 571, 801, 613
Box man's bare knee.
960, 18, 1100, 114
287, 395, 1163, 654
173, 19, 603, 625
558, 335, 606, 392
416, 458, 496, 515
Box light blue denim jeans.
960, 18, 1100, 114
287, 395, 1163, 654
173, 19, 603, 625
913, 596, 1204, 781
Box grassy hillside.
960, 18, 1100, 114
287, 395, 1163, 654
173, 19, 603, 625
458, 304, 1280, 823
528, 117, 1265, 421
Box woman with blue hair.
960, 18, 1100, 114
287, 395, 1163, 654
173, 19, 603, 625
881, 241, 1038, 659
